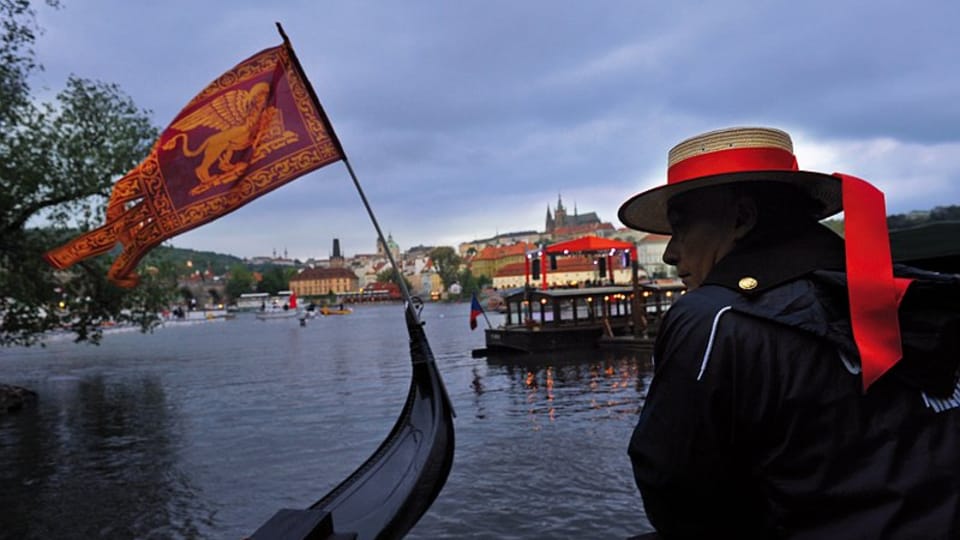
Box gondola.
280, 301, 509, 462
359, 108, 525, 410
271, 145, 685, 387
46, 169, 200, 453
251, 27, 456, 538
250, 300, 455, 539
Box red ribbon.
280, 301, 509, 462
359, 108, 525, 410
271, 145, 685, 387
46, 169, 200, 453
668, 147, 798, 184
836, 173, 911, 390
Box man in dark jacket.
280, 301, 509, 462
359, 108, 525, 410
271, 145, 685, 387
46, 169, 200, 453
618, 127, 960, 539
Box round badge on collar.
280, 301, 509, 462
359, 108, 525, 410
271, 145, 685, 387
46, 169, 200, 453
738, 276, 758, 290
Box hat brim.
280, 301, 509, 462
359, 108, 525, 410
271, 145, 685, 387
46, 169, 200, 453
617, 170, 843, 234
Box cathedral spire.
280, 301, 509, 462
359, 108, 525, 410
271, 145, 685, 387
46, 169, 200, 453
554, 193, 567, 228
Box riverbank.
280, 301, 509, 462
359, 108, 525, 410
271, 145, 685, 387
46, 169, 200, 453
0, 384, 37, 414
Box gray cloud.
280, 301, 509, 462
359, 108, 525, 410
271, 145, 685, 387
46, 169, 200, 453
31, 0, 960, 259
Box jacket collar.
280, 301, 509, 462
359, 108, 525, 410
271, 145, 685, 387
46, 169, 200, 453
702, 223, 846, 296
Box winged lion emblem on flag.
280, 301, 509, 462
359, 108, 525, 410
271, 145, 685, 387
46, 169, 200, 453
161, 81, 298, 196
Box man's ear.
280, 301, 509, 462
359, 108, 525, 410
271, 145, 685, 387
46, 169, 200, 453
733, 196, 758, 240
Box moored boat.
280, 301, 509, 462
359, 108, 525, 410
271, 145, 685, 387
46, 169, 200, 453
483, 282, 684, 354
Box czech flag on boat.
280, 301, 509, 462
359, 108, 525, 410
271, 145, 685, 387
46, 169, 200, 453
469, 293, 484, 331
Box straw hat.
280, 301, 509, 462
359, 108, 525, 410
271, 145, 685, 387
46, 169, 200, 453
618, 126, 843, 234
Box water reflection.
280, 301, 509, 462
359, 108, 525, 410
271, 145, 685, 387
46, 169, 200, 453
0, 375, 211, 539
479, 349, 654, 428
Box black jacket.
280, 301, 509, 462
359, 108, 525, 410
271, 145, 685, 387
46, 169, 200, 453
628, 224, 960, 539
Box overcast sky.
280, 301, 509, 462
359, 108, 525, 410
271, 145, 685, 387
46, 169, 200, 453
30, 1, 960, 261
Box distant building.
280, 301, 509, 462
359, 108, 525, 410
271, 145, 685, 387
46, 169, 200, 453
459, 231, 542, 258
377, 234, 401, 262
545, 194, 607, 240
469, 242, 536, 279
405, 244, 435, 260
248, 247, 296, 267
289, 267, 359, 297
635, 233, 674, 278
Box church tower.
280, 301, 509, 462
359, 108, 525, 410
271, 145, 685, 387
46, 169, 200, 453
554, 193, 567, 228
331, 238, 344, 268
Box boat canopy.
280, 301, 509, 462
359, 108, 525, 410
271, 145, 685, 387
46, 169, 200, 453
544, 235, 636, 258
520, 235, 640, 289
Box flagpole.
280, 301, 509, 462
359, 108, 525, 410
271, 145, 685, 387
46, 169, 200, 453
276, 23, 417, 317
482, 308, 492, 330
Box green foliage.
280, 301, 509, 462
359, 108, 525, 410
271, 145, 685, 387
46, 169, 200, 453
887, 205, 960, 231
257, 266, 295, 295
1, 1, 176, 346
0, 0, 59, 125
821, 218, 844, 236
225, 263, 255, 302
154, 245, 243, 277
456, 269, 490, 300
428, 246, 462, 290
376, 267, 412, 290
823, 205, 960, 236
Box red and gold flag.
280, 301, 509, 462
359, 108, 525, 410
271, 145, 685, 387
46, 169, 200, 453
44, 41, 344, 287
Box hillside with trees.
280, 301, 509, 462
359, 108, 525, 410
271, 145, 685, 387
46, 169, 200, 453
822, 205, 960, 236
152, 245, 244, 276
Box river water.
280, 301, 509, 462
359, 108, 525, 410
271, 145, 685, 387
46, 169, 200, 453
0, 302, 655, 539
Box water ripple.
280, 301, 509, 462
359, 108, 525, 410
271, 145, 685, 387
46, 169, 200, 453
1, 303, 654, 538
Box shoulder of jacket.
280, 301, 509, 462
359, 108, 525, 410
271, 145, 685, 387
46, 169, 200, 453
669, 285, 739, 316
660, 285, 743, 335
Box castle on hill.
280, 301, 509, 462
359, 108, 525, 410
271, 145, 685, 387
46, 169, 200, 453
544, 194, 612, 239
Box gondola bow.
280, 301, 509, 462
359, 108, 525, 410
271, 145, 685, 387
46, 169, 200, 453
251, 304, 455, 540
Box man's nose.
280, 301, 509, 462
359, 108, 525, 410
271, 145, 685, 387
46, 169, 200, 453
662, 238, 678, 266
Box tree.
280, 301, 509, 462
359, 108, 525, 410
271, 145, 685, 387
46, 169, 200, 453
428, 246, 462, 291
257, 266, 294, 295
225, 263, 255, 303
1, 1, 175, 346
457, 268, 491, 300
376, 267, 412, 290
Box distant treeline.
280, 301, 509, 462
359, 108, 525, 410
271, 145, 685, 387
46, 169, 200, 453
886, 205, 960, 230
823, 205, 960, 235
153, 245, 243, 275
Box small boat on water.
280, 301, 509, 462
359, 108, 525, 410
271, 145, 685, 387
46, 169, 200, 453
256, 292, 301, 320
320, 305, 352, 316
483, 282, 684, 354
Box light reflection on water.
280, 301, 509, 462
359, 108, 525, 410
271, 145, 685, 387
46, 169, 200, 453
0, 302, 655, 539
